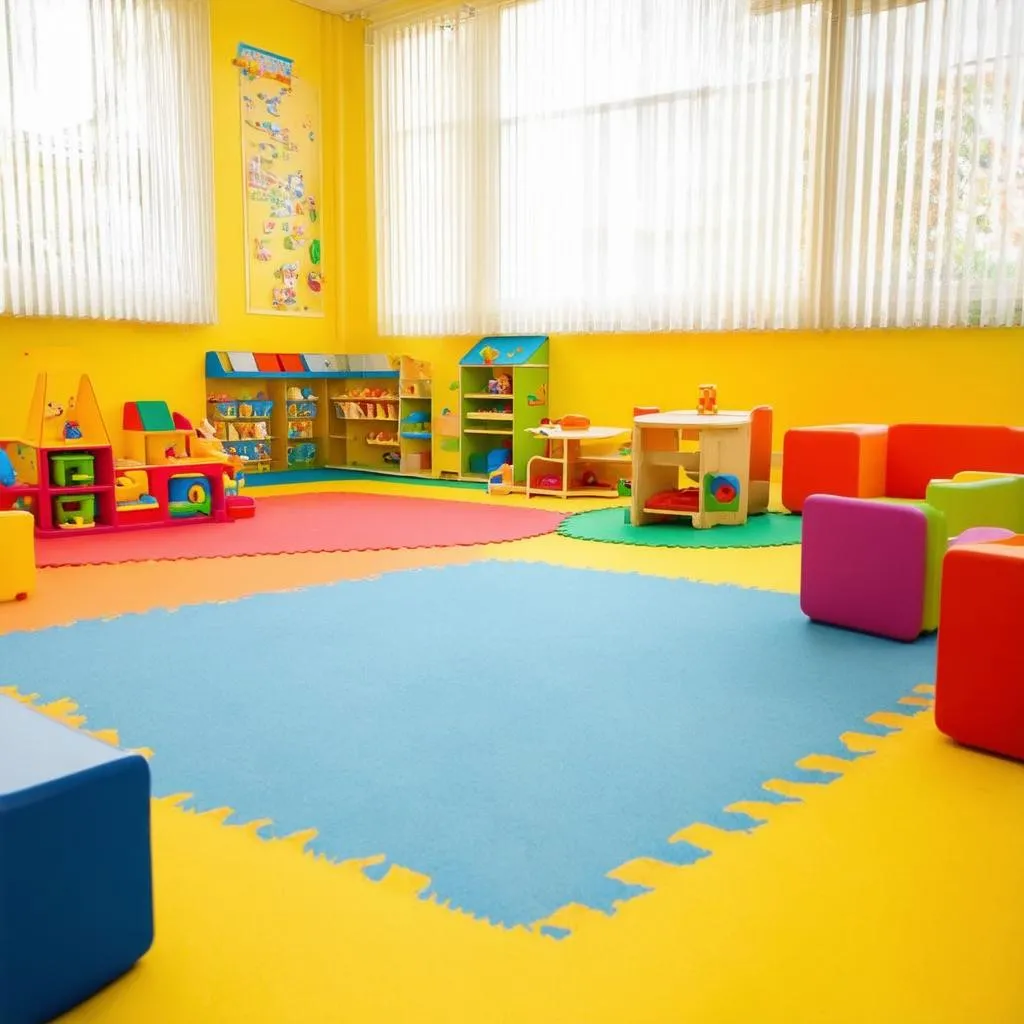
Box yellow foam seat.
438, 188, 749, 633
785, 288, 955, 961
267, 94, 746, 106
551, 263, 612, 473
0, 510, 36, 602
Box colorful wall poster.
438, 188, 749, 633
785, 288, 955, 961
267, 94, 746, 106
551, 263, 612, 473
236, 43, 324, 317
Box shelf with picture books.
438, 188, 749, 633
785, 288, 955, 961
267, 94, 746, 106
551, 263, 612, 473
319, 356, 436, 477
205, 351, 400, 475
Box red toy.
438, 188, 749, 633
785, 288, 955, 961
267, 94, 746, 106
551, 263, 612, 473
646, 488, 700, 513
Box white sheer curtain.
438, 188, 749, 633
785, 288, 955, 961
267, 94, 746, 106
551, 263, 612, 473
372, 0, 823, 335
371, 0, 1024, 334
0, 0, 216, 323
832, 0, 1024, 327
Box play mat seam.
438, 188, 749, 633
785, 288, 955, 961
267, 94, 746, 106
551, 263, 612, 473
4, 556, 796, 637
0, 681, 936, 940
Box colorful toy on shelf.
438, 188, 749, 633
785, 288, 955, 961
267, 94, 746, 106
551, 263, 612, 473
54, 493, 97, 530
488, 463, 513, 496
0, 448, 14, 488
704, 472, 740, 511
123, 401, 191, 465
168, 475, 212, 518
49, 452, 95, 487
697, 384, 718, 416
287, 442, 317, 467
400, 410, 431, 440
647, 488, 700, 513
115, 470, 158, 509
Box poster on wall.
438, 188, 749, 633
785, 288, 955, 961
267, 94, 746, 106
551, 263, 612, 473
235, 43, 324, 317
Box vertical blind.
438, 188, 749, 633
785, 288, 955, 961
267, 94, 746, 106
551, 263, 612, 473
833, 0, 1024, 327
0, 0, 216, 323
371, 0, 1024, 334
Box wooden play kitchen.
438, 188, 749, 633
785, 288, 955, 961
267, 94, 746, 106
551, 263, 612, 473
630, 410, 752, 529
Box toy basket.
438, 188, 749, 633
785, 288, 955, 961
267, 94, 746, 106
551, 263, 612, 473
288, 421, 314, 440
224, 440, 272, 464
251, 400, 274, 418
210, 400, 238, 420
287, 442, 318, 468
286, 400, 318, 419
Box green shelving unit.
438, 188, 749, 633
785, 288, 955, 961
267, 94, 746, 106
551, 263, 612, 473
458, 336, 549, 485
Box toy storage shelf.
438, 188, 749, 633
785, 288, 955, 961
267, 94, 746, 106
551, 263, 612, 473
206, 352, 405, 477
326, 382, 403, 474
207, 353, 443, 481
458, 336, 549, 485
205, 352, 399, 380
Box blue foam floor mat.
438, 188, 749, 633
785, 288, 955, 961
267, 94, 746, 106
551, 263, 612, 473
0, 563, 936, 927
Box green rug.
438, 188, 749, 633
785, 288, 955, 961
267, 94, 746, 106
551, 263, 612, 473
557, 507, 802, 548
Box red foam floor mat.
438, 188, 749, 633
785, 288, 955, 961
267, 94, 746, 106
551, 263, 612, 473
35, 492, 566, 567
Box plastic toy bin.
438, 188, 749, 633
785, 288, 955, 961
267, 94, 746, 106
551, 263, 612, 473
287, 443, 318, 468
209, 400, 238, 420
224, 440, 270, 462
54, 494, 96, 528
237, 400, 274, 419
287, 400, 318, 419
49, 452, 95, 487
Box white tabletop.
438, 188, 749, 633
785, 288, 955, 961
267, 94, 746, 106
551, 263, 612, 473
634, 410, 751, 428
527, 425, 630, 441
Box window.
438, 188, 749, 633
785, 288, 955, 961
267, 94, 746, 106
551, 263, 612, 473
831, 0, 1024, 327
372, 0, 1024, 334
0, 0, 216, 323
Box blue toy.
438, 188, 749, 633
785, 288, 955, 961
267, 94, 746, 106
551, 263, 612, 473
0, 696, 154, 1024
0, 448, 15, 487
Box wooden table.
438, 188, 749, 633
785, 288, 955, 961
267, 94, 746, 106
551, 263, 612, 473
525, 425, 631, 499
630, 410, 751, 528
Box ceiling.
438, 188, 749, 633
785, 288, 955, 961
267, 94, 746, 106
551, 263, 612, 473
291, 0, 462, 20
290, 0, 385, 15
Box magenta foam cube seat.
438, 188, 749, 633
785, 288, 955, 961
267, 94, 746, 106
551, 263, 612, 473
800, 494, 931, 641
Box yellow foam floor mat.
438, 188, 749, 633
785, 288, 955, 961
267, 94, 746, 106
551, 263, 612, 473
1, 480, 1019, 1022
53, 704, 1024, 1023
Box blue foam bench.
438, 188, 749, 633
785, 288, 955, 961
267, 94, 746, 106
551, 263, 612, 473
0, 695, 154, 1024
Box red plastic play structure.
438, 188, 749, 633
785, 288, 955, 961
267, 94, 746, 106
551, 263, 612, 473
0, 374, 255, 537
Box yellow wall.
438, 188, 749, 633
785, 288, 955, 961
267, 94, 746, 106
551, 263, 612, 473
359, 328, 1024, 449
0, 0, 354, 446
2, 7, 1024, 455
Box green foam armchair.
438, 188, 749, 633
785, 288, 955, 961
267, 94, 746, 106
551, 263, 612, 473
925, 473, 1024, 539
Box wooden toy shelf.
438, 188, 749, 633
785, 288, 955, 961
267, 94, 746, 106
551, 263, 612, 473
206, 352, 439, 480
458, 336, 549, 484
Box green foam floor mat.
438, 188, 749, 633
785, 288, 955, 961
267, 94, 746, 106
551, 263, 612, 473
558, 507, 802, 548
